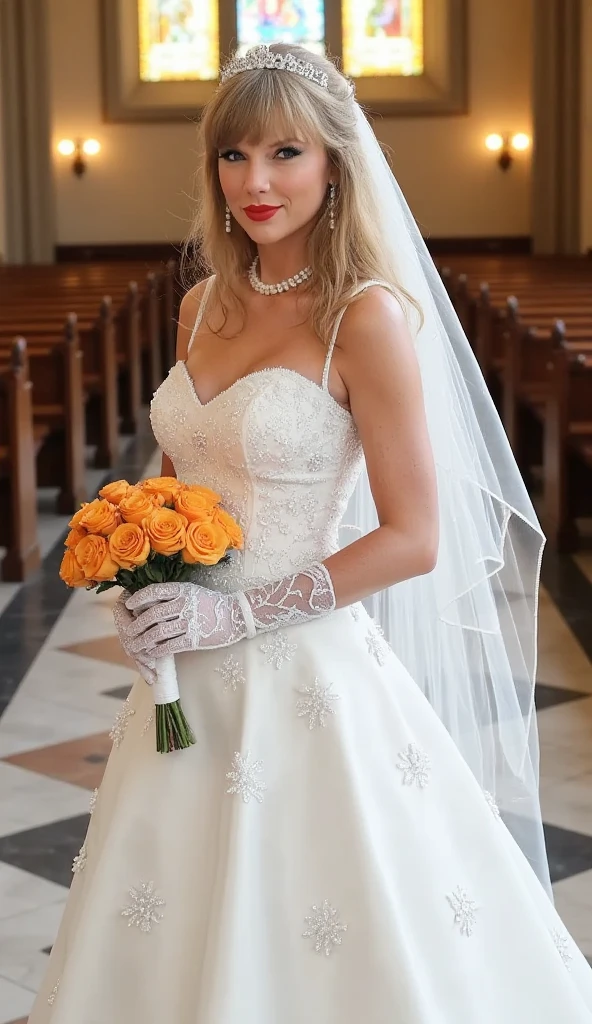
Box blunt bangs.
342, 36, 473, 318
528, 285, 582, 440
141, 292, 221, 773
208, 69, 323, 151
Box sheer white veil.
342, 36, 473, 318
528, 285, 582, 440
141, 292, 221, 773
343, 103, 551, 896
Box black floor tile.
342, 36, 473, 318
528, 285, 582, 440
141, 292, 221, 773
543, 822, 592, 884
102, 685, 133, 701
535, 684, 590, 711
0, 814, 89, 888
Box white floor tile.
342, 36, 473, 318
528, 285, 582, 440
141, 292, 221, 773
0, 764, 92, 838
0, 693, 114, 758
0, 973, 36, 1020
0, 863, 68, 921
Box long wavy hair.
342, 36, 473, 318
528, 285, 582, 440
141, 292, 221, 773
181, 43, 422, 344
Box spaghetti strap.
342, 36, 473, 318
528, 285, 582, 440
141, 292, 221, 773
321, 279, 397, 390
187, 276, 216, 355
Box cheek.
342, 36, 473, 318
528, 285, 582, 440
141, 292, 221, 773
288, 164, 327, 211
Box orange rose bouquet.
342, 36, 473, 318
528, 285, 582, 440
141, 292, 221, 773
59, 476, 243, 753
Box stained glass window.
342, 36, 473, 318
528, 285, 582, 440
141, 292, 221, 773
236, 0, 325, 56
138, 0, 219, 82
342, 0, 424, 78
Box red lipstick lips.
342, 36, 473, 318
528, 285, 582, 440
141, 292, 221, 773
244, 205, 282, 221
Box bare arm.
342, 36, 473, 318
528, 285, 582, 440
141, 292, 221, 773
160, 278, 211, 477
323, 287, 439, 606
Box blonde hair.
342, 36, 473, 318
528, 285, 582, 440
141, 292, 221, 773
181, 43, 422, 344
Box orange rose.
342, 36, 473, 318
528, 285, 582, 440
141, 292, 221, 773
183, 520, 229, 565
108, 523, 151, 570
213, 507, 243, 550
143, 507, 187, 555
65, 527, 87, 549
184, 483, 221, 504
174, 487, 218, 524
119, 487, 163, 525
78, 498, 120, 537
141, 476, 181, 504
98, 479, 131, 505
75, 534, 119, 582
68, 503, 88, 529
59, 548, 88, 588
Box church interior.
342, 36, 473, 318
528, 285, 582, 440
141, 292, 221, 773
0, 0, 591, 1019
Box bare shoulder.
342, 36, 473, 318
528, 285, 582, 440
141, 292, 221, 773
175, 276, 214, 361
335, 285, 417, 388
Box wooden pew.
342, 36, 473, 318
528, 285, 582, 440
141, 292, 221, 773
0, 339, 41, 581
544, 328, 592, 551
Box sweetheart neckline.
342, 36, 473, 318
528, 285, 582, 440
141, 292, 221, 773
177, 361, 353, 420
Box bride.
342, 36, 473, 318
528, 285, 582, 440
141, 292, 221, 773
30, 42, 592, 1023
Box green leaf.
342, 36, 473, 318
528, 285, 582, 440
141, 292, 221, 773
96, 580, 119, 594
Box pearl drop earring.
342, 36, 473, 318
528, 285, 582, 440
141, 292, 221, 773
328, 183, 336, 231
225, 204, 231, 233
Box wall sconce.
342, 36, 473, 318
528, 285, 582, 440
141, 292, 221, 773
485, 132, 531, 171
57, 138, 101, 177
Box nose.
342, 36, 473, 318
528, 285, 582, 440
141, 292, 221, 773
243, 158, 271, 196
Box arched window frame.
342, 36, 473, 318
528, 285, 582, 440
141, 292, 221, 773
102, 0, 467, 122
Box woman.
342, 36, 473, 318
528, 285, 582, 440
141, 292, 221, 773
30, 43, 592, 1022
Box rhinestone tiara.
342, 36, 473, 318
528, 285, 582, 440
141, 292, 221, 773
220, 44, 329, 89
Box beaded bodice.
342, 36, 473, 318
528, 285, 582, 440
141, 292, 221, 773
150, 361, 363, 592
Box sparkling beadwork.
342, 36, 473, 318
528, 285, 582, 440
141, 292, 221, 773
121, 881, 165, 932
483, 789, 501, 819
365, 623, 389, 666
302, 900, 348, 955
142, 711, 155, 735
349, 602, 362, 621
226, 751, 267, 803
47, 979, 60, 1005
260, 631, 298, 668
109, 696, 136, 747
89, 788, 99, 815
397, 743, 432, 788
296, 678, 340, 729
446, 886, 479, 937
215, 652, 246, 692
72, 842, 87, 874
551, 928, 573, 970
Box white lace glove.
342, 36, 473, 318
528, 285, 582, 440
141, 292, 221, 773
113, 592, 158, 684
118, 562, 336, 664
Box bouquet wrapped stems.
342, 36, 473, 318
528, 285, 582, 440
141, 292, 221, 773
152, 654, 196, 753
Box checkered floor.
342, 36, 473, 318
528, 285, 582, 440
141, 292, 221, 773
0, 435, 591, 1021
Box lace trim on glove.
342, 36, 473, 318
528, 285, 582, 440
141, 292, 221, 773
245, 562, 336, 633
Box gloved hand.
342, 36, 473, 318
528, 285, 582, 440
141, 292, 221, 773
112, 592, 158, 685
115, 562, 336, 663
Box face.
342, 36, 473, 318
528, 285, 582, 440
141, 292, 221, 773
217, 132, 333, 244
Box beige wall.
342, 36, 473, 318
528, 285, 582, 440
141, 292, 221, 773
582, 0, 592, 253
48, 0, 533, 245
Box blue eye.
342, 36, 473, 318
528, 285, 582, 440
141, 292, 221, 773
277, 146, 302, 159
218, 150, 243, 162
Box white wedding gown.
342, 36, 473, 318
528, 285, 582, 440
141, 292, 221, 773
30, 279, 592, 1022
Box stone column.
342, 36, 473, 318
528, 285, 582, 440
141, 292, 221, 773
0, 0, 56, 263
532, 0, 582, 254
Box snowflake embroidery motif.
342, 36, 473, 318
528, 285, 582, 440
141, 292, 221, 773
226, 751, 267, 804
307, 451, 328, 472
260, 631, 297, 669
551, 928, 573, 970
365, 623, 389, 666
396, 743, 432, 788
141, 711, 154, 735
215, 653, 246, 692
109, 696, 136, 747
72, 842, 87, 875
483, 789, 501, 819
121, 880, 165, 932
89, 788, 99, 816
47, 978, 60, 1005
302, 900, 348, 956
296, 678, 340, 729
446, 886, 479, 937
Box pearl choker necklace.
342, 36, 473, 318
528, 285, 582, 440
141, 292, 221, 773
248, 256, 313, 296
